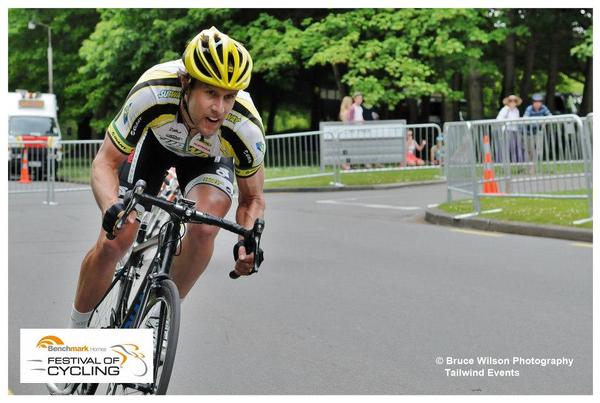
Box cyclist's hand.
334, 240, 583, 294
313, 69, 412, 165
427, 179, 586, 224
233, 245, 255, 276
102, 202, 136, 238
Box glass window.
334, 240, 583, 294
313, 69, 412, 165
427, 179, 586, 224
9, 116, 58, 136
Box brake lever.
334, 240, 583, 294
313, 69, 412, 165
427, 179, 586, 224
251, 218, 265, 273
106, 180, 146, 239
229, 218, 265, 280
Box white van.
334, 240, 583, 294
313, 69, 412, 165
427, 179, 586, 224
8, 90, 62, 180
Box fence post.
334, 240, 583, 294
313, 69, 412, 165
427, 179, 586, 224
576, 115, 593, 217
500, 124, 511, 194
44, 146, 57, 205
443, 122, 452, 202
332, 131, 343, 186
468, 122, 481, 214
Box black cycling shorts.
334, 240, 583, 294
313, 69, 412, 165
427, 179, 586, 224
118, 130, 235, 199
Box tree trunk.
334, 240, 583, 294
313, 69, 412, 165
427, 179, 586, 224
78, 114, 92, 140
581, 56, 593, 115
442, 97, 454, 124
419, 95, 431, 123
545, 11, 561, 112
331, 63, 346, 98
500, 9, 517, 104
310, 85, 321, 130
266, 95, 279, 135
443, 72, 462, 123
467, 69, 484, 120
407, 98, 418, 123
520, 32, 537, 105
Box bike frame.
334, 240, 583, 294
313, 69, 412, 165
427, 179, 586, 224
121, 219, 181, 330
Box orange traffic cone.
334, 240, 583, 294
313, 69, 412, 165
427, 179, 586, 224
19, 148, 32, 184
482, 135, 499, 194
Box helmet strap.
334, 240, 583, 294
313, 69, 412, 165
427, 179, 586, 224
180, 90, 198, 133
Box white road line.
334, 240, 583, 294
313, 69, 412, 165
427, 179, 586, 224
570, 242, 593, 248
316, 199, 421, 211
451, 228, 504, 237
427, 203, 439, 208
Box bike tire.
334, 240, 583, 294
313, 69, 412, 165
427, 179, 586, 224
47, 267, 130, 396
147, 279, 180, 395
90, 278, 180, 395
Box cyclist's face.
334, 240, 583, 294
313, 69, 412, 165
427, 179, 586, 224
186, 82, 238, 136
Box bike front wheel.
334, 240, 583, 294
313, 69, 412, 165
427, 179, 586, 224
92, 278, 181, 395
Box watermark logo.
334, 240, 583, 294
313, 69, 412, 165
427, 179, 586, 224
36, 335, 64, 348
111, 344, 148, 377
21, 329, 153, 383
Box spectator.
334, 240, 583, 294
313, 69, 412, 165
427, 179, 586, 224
497, 94, 524, 163
405, 129, 426, 166
338, 96, 353, 122
523, 93, 551, 174
348, 92, 364, 122
338, 96, 354, 169
362, 99, 380, 121
497, 94, 522, 120
524, 93, 552, 117
430, 134, 444, 166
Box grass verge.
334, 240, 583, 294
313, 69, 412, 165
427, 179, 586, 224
264, 167, 443, 189
438, 193, 592, 229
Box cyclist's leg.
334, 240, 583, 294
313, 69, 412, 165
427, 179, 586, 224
72, 133, 175, 317
73, 225, 140, 317
169, 157, 234, 298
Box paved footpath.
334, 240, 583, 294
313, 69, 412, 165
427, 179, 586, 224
9, 183, 592, 394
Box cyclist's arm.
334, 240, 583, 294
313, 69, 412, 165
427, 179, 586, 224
91, 134, 129, 214
235, 165, 265, 235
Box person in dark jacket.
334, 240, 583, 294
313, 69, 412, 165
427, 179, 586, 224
524, 93, 552, 117
523, 93, 551, 173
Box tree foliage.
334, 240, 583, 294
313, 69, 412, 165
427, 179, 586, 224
8, 8, 593, 136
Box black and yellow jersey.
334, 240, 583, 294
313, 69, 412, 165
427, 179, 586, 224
107, 60, 266, 178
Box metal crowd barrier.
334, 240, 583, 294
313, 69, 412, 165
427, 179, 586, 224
584, 112, 593, 148
264, 130, 321, 168
263, 122, 442, 185
8, 140, 58, 204
444, 121, 475, 202
55, 140, 103, 191
444, 114, 593, 221
8, 122, 447, 196
319, 120, 407, 169
407, 123, 444, 166
8, 140, 103, 204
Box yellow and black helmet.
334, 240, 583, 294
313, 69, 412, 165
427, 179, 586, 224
183, 26, 253, 91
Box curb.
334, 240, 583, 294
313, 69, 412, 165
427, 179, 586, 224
264, 179, 446, 193
425, 207, 592, 243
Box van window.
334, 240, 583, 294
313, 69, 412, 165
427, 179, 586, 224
9, 116, 58, 136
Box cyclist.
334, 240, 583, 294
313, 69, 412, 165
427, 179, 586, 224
69, 27, 266, 328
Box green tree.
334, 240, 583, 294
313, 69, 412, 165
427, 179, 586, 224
8, 9, 100, 135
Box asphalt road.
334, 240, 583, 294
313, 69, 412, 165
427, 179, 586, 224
8, 183, 592, 394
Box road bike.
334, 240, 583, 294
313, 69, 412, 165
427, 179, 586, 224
47, 179, 264, 395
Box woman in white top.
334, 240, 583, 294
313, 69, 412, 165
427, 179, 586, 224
405, 129, 427, 166
496, 94, 524, 163
496, 94, 522, 120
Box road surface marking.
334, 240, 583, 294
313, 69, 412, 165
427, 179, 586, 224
427, 203, 439, 208
570, 242, 592, 248
316, 199, 421, 211
451, 228, 504, 237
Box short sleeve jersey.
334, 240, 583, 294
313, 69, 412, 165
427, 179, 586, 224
107, 60, 266, 178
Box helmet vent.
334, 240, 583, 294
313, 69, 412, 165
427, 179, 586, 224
194, 50, 212, 79
227, 53, 235, 81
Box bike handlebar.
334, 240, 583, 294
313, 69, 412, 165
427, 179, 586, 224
108, 179, 265, 278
